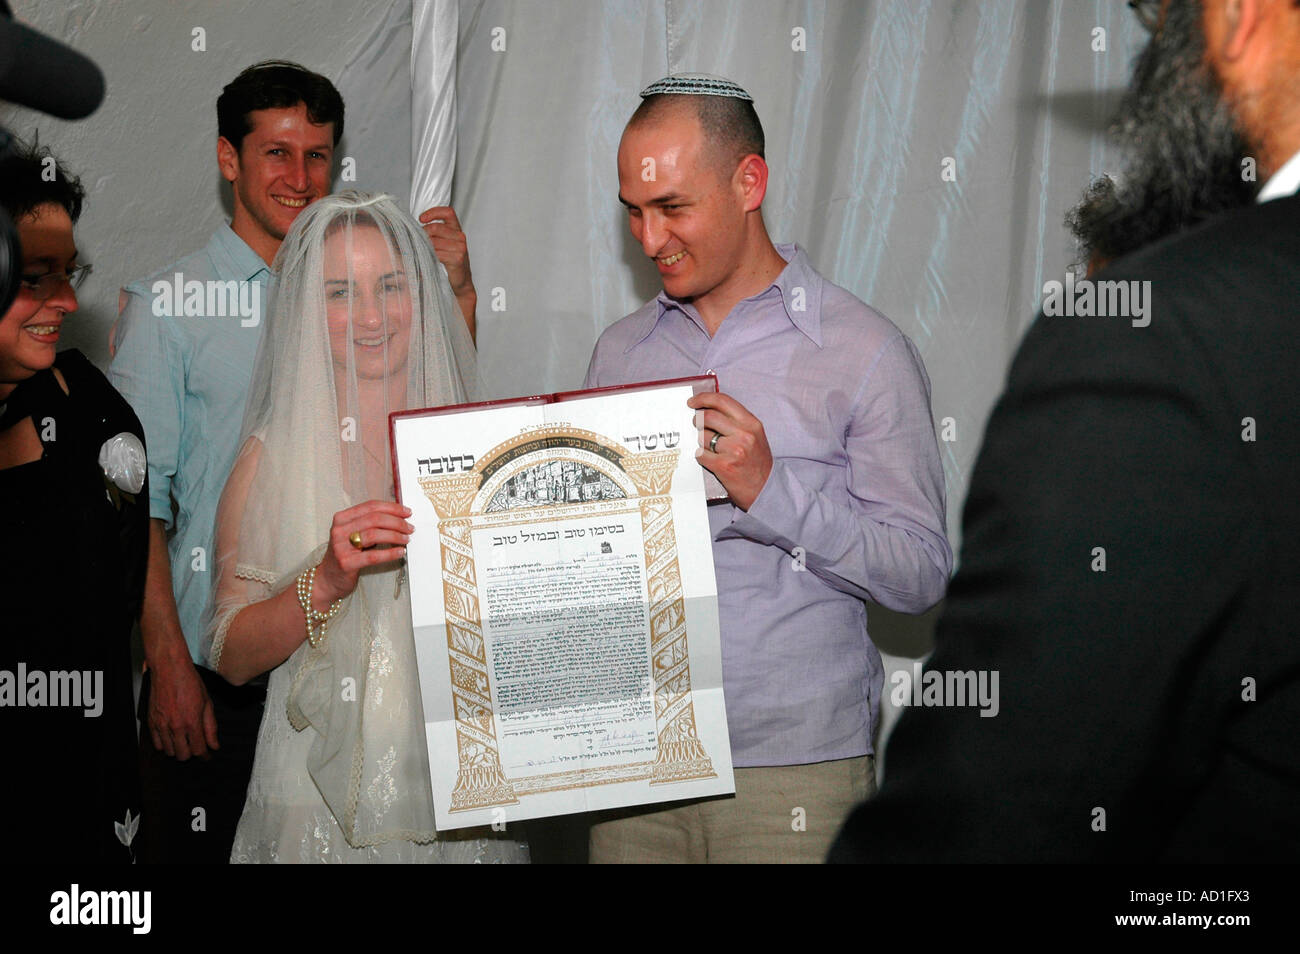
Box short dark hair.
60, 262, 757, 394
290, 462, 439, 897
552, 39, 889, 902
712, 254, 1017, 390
629, 93, 765, 177
0, 134, 86, 224
217, 60, 345, 152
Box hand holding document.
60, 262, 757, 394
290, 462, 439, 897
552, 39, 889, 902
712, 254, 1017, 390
391, 376, 734, 829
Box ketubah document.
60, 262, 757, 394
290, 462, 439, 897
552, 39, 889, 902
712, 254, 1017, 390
390, 375, 735, 830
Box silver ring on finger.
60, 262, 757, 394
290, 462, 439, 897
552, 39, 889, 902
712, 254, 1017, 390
708, 431, 721, 454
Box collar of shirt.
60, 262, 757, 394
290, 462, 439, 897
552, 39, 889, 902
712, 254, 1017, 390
211, 222, 274, 283
1256, 148, 1300, 204
623, 243, 825, 352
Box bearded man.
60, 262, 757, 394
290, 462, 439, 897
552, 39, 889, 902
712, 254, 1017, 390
1067, 0, 1260, 269
831, 0, 1300, 862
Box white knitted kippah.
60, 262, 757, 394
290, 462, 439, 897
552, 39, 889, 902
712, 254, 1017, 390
639, 73, 753, 101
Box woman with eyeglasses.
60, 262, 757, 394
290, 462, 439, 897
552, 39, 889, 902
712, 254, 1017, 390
0, 138, 146, 862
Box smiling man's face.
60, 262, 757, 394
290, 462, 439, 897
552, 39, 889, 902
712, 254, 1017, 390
617, 108, 750, 313
219, 102, 335, 264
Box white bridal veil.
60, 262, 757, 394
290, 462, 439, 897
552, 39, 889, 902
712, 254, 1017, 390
205, 191, 493, 855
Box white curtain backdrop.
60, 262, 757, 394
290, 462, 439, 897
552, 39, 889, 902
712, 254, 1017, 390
332, 0, 417, 210
410, 0, 459, 212
408, 0, 1145, 760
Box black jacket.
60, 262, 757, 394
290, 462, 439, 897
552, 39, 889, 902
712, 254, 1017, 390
831, 194, 1300, 862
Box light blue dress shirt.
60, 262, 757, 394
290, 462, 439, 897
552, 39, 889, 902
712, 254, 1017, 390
585, 244, 952, 766
109, 224, 273, 664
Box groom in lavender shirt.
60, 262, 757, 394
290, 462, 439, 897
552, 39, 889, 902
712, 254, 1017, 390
583, 75, 952, 863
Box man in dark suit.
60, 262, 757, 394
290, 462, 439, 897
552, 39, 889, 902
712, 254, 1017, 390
831, 0, 1300, 862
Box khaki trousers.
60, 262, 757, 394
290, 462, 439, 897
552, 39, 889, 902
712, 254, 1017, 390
589, 755, 875, 863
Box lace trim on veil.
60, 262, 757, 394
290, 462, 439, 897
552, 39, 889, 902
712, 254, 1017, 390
208, 610, 234, 674
208, 562, 280, 671
235, 563, 279, 586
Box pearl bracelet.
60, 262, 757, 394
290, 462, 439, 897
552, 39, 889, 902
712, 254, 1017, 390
296, 564, 342, 648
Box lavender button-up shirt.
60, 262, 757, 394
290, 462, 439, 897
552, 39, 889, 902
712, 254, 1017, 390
585, 244, 952, 766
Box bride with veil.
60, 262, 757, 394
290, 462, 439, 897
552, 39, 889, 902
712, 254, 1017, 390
204, 191, 528, 862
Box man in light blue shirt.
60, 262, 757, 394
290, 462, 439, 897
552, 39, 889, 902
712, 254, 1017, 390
584, 76, 951, 862
114, 225, 271, 680
110, 61, 478, 863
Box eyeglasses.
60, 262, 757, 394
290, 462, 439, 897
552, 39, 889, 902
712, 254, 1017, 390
1128, 0, 1162, 33
19, 263, 93, 300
